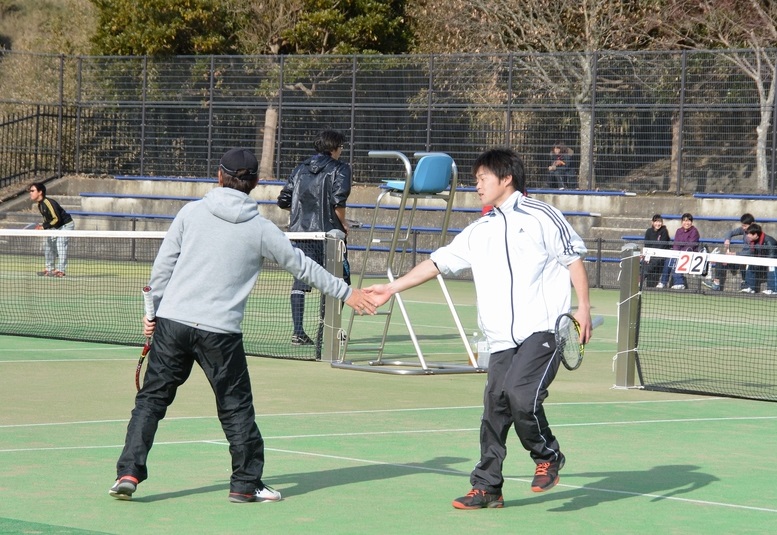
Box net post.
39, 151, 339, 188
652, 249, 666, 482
322, 230, 346, 362
615, 243, 640, 387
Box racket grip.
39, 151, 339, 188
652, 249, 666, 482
591, 315, 604, 329
142, 286, 156, 321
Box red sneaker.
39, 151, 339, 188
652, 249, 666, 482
531, 453, 565, 492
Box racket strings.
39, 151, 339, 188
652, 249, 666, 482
556, 314, 583, 370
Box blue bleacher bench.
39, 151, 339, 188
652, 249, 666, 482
69, 210, 175, 220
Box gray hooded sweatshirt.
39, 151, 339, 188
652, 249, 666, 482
150, 187, 351, 334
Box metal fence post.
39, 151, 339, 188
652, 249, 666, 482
322, 230, 346, 362
57, 54, 64, 178
615, 243, 641, 388
207, 55, 215, 178
75, 57, 82, 174
595, 237, 603, 288
676, 50, 687, 194
506, 54, 514, 147
140, 57, 148, 176
275, 56, 284, 181
771, 71, 777, 195
350, 56, 356, 161
426, 55, 433, 151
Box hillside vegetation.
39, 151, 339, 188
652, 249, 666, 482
0, 0, 95, 54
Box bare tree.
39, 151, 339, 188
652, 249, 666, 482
229, 0, 303, 55
227, 0, 411, 179
222, 0, 301, 178
643, 0, 777, 192
409, 0, 659, 188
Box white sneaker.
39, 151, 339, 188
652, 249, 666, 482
740, 287, 755, 294
229, 485, 282, 503
671, 284, 686, 290
763, 289, 775, 295
655, 283, 665, 289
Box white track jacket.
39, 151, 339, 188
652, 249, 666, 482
430, 191, 587, 352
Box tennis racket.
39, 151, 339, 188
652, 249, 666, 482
555, 314, 604, 371
135, 286, 156, 391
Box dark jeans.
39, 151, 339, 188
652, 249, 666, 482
470, 332, 561, 493
660, 257, 687, 287
712, 249, 750, 289
745, 265, 777, 291
116, 318, 265, 494
548, 170, 575, 189
643, 258, 666, 288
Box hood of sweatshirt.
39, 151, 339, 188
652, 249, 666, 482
305, 153, 336, 174
203, 187, 259, 224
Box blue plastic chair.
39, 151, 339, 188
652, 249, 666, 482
383, 153, 454, 194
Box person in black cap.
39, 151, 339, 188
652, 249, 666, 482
277, 129, 352, 347
108, 148, 377, 503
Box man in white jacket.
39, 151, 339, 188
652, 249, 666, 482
108, 148, 375, 503
365, 148, 592, 510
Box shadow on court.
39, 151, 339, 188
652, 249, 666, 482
131, 456, 469, 502
504, 464, 719, 511
266, 455, 470, 497
132, 483, 228, 503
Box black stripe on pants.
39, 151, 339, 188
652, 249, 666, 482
116, 318, 265, 494
470, 331, 561, 493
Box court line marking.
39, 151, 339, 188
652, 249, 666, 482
262, 447, 777, 514
3, 420, 777, 514
3, 415, 777, 440
0, 398, 730, 429
0, 436, 774, 513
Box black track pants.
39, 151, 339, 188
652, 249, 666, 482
116, 318, 265, 494
470, 331, 561, 493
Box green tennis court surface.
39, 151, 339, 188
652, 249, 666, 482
1, 288, 776, 534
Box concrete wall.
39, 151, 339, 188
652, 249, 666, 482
3, 174, 774, 247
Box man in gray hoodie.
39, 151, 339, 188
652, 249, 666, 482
109, 148, 376, 503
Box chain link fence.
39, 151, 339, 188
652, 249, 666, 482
2, 49, 776, 195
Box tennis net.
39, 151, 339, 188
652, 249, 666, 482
634, 246, 777, 401
0, 229, 343, 361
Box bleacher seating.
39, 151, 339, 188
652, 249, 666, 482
457, 185, 636, 197
694, 193, 777, 201
69, 210, 174, 221
656, 213, 777, 224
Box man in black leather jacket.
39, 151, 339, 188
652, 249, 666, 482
277, 129, 352, 346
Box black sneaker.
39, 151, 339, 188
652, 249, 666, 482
108, 475, 139, 500
228, 485, 282, 503
531, 453, 565, 492
452, 488, 504, 509
291, 333, 314, 346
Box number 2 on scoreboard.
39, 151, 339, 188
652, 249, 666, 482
674, 252, 707, 275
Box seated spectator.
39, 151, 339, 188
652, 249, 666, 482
740, 223, 777, 294
702, 213, 756, 292
547, 143, 576, 189
643, 214, 671, 288
657, 213, 701, 290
